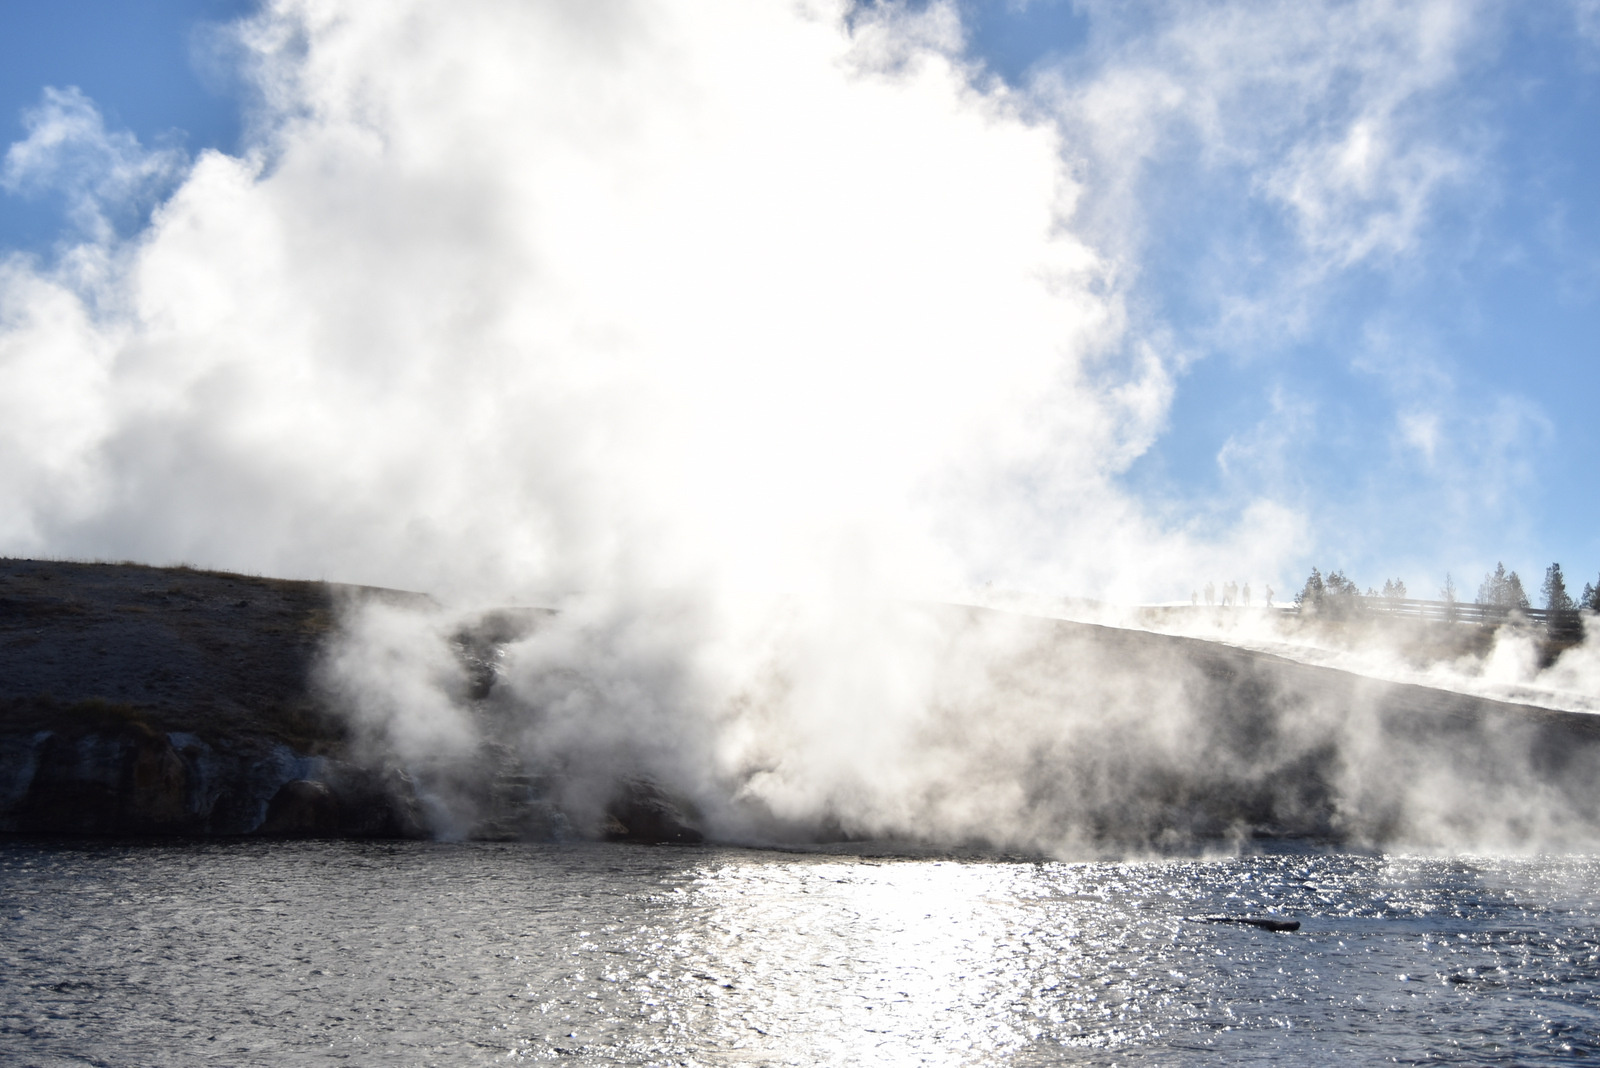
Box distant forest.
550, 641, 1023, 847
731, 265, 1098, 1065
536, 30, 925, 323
1293, 562, 1599, 637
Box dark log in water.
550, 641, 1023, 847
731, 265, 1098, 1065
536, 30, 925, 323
1200, 916, 1302, 932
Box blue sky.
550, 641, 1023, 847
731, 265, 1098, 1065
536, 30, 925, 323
974, 0, 1600, 599
0, 1, 250, 247
0, 1, 1595, 603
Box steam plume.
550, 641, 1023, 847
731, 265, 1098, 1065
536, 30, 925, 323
2, 1, 1594, 854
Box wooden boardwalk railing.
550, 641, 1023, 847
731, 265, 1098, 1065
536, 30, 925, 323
1147, 598, 1584, 629
1322, 597, 1554, 625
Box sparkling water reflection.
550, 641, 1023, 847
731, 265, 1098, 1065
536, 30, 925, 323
1, 841, 1597, 1065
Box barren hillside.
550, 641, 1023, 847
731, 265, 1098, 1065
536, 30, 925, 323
2, 559, 1598, 849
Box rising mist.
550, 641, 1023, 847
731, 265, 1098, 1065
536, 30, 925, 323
2, 1, 1594, 856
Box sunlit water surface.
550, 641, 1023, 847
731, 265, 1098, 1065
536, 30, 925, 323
1, 841, 1597, 1065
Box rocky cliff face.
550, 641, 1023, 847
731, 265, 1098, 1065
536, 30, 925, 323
0, 560, 701, 841
0, 559, 426, 838
0, 719, 423, 837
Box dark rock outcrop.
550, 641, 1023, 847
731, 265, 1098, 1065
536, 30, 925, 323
0, 720, 426, 838
259, 779, 340, 836
603, 779, 705, 844
256, 768, 426, 838
0, 559, 430, 838
3, 720, 188, 835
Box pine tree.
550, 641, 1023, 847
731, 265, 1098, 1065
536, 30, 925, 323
1295, 568, 1363, 618
1477, 563, 1509, 607
1544, 563, 1580, 638
1544, 563, 1574, 612
1506, 571, 1530, 611
1324, 570, 1361, 618
1295, 568, 1324, 612
1478, 563, 1529, 617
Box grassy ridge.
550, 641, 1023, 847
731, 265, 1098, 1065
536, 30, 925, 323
0, 558, 361, 751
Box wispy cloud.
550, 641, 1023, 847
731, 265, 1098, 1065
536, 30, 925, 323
3, 87, 188, 247
1036, 0, 1495, 348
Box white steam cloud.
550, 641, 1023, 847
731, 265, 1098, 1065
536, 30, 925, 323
0, 0, 1294, 600
1, 0, 1593, 853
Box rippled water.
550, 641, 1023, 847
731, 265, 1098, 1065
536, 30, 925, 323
2, 841, 1598, 1065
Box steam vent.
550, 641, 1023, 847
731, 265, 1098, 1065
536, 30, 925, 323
2, 557, 1598, 851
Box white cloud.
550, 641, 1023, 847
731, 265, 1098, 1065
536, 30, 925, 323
3, 87, 188, 246
1398, 409, 1442, 464
1037, 0, 1493, 342
1215, 384, 1315, 487
1575, 0, 1600, 46
0, 0, 1259, 604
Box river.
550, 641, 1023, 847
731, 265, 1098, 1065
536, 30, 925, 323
2, 840, 1597, 1065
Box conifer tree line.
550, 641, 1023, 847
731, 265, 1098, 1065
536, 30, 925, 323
1293, 561, 1600, 633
